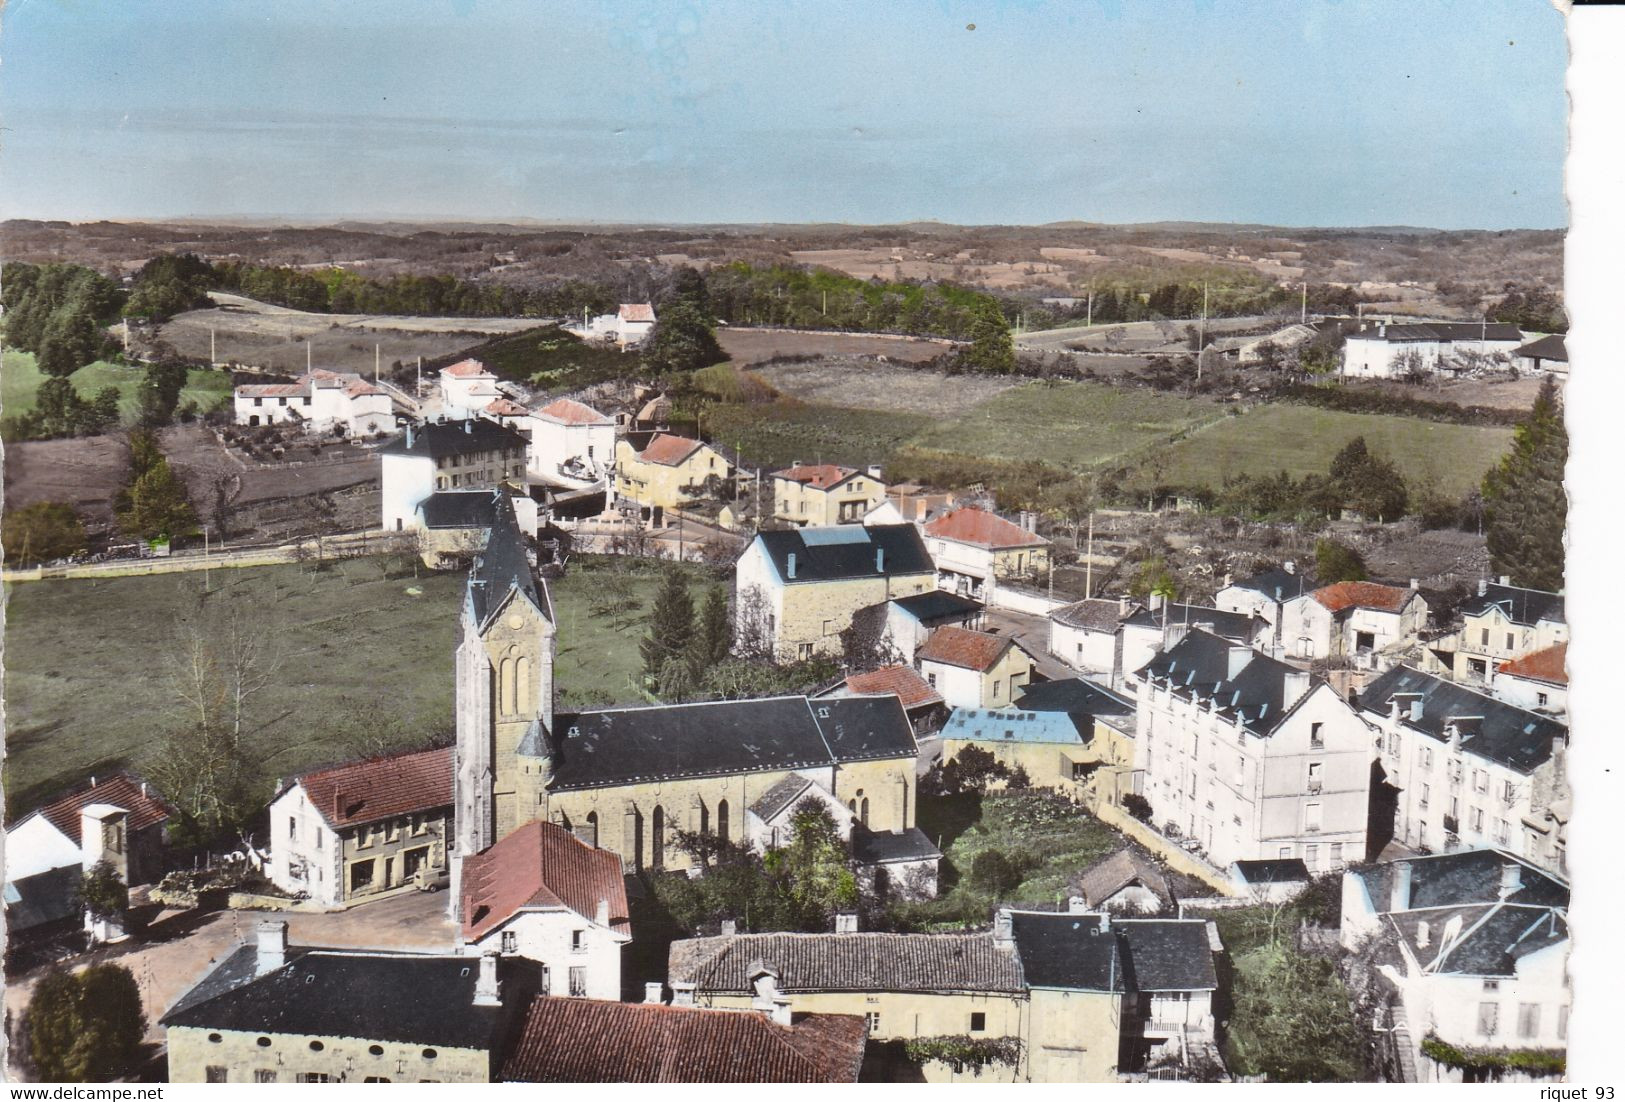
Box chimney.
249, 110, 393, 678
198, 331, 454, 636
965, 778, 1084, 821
1149, 592, 1164, 613
1410, 699, 1424, 723
1389, 861, 1413, 913
867, 465, 883, 480
720, 918, 737, 937
786, 552, 797, 580
834, 912, 859, 934
1284, 561, 1296, 576
993, 908, 1014, 950
473, 951, 501, 1007
1416, 919, 1431, 948
595, 898, 609, 925
256, 920, 289, 977
1478, 577, 1488, 596
1227, 644, 1252, 680
671, 981, 697, 1007
875, 547, 885, 573
140, 781, 148, 798
770, 996, 793, 1027
1067, 896, 1087, 914
1222, 572, 1233, 590
1409, 578, 1419, 591
791, 460, 802, 469
1282, 669, 1311, 709
1499, 863, 1523, 899
1499, 575, 1510, 586
333, 789, 345, 821
406, 424, 415, 448
644, 981, 665, 1004
464, 419, 473, 434
1118, 595, 1130, 616
1098, 912, 1112, 933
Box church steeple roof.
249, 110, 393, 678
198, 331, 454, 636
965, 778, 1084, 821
467, 492, 550, 628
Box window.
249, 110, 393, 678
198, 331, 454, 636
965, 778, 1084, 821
1478, 1002, 1499, 1037
1305, 843, 1319, 868
866, 1011, 881, 1033
350, 859, 376, 892
254, 1070, 278, 1083
502, 930, 518, 953
797, 643, 814, 661
1481, 628, 1490, 646
1422, 747, 1434, 769
385, 820, 399, 842
253, 397, 264, 407
1420, 783, 1430, 809
927, 673, 937, 688
1474, 770, 1489, 794
296, 1073, 331, 1083
1470, 807, 1484, 833
993, 680, 1002, 699
569, 967, 588, 997
1537, 692, 1549, 707
1518, 1003, 1541, 1038
289, 816, 298, 840
1506, 632, 1516, 651
363, 1077, 392, 1083
1279, 847, 1292, 860
970, 1012, 986, 1033
314, 827, 322, 848
1304, 802, 1323, 833
1503, 780, 1518, 804
1310, 722, 1324, 748
716, 800, 729, 843
1496, 819, 1510, 845
1483, 979, 1500, 992
571, 929, 587, 952
1307, 762, 1323, 793
206, 1067, 228, 1083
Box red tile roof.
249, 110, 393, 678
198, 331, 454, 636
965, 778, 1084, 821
638, 432, 707, 467
345, 381, 387, 398
1498, 642, 1567, 686
845, 665, 943, 711
461, 821, 630, 942
32, 773, 173, 838
1310, 581, 1413, 614
442, 358, 494, 378
297, 746, 453, 829
484, 398, 532, 417
535, 397, 612, 426
924, 506, 1048, 549
618, 303, 657, 324
916, 626, 1018, 673
236, 383, 309, 398
500, 1000, 865, 1082
773, 464, 857, 490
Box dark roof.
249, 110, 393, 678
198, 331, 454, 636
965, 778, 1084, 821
1354, 850, 1568, 914
891, 589, 983, 625
1461, 583, 1565, 628
749, 775, 817, 823
3, 865, 81, 932
295, 746, 453, 829
1015, 677, 1133, 722
1515, 334, 1568, 363
547, 695, 916, 791
1359, 665, 1565, 773
1133, 629, 1317, 736
20, 772, 172, 836
1050, 597, 1136, 632
850, 826, 942, 865
161, 946, 542, 1050
669, 931, 1023, 995
377, 417, 527, 459
1075, 849, 1172, 909
418, 490, 500, 530
460, 820, 630, 942
1233, 858, 1311, 884
468, 494, 549, 626
500, 1000, 865, 1083
1123, 603, 1259, 641
1010, 913, 1217, 993
1353, 322, 1524, 343
1224, 567, 1313, 603
753, 524, 934, 584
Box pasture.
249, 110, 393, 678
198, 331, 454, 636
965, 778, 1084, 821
1, 349, 232, 424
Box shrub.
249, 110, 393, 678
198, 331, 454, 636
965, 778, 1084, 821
1122, 793, 1154, 822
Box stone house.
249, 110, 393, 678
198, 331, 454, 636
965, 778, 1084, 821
923, 506, 1051, 601
457, 820, 631, 1001
267, 746, 453, 907
821, 664, 947, 738
614, 432, 733, 512
1424, 579, 1566, 688
1016, 677, 1141, 809
916, 626, 1037, 710
733, 524, 936, 662
1360, 665, 1569, 876
771, 463, 888, 526
1130, 630, 1373, 874
1072, 848, 1174, 914
379, 418, 529, 533
1279, 581, 1429, 665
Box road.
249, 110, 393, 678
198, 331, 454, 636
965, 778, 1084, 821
982, 606, 1076, 682
1, 530, 400, 583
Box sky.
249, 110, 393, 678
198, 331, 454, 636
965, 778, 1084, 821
0, 0, 1569, 229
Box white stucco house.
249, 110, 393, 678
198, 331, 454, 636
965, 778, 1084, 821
1048, 596, 1140, 677
378, 418, 530, 533
1214, 562, 1314, 649
529, 397, 616, 489
1340, 321, 1524, 379
1491, 643, 1567, 715
234, 369, 394, 435
439, 359, 504, 418
1279, 581, 1428, 665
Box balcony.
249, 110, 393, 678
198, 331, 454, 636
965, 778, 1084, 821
1443, 814, 1460, 834
1307, 781, 1323, 795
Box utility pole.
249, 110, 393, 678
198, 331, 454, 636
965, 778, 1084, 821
416, 355, 422, 396
1200, 282, 1208, 350
1086, 285, 1094, 329
1301, 282, 1308, 326
210, 326, 216, 366
1084, 510, 1095, 598
375, 343, 381, 383
306, 341, 312, 372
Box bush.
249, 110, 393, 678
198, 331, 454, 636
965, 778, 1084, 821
1122, 794, 1154, 822
968, 849, 1026, 897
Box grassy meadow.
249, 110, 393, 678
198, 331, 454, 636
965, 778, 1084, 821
1, 349, 233, 425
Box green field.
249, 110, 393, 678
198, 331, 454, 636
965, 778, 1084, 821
2, 556, 723, 815
1137, 403, 1515, 497
700, 400, 935, 472
910, 381, 1224, 471
1, 349, 233, 425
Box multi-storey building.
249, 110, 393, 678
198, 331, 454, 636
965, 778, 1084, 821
1279, 581, 1429, 665
922, 506, 1051, 601
378, 418, 529, 532
1423, 579, 1566, 688
770, 463, 887, 526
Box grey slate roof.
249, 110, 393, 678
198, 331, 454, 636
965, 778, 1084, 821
1015, 677, 1133, 720
1133, 629, 1317, 736
1359, 665, 1565, 773
1050, 597, 1135, 632
161, 946, 543, 1049
890, 590, 983, 625
3, 865, 81, 932
1225, 567, 1313, 603
1075, 849, 1172, 909
1354, 849, 1568, 914
419, 490, 500, 530
1233, 858, 1311, 885
377, 417, 528, 459
1010, 913, 1218, 993
1354, 322, 1524, 343
669, 931, 1024, 995
1515, 334, 1568, 363
753, 525, 934, 585
547, 695, 916, 791
1461, 583, 1566, 628
850, 827, 942, 865
468, 494, 549, 626
1124, 603, 1259, 642
749, 775, 816, 823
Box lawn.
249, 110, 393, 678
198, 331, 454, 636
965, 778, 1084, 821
1137, 403, 1515, 497
1, 349, 233, 425
700, 399, 935, 472
2, 555, 723, 816
908, 380, 1224, 472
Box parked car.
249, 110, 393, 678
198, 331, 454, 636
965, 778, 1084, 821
413, 865, 450, 892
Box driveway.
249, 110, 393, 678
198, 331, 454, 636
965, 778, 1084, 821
982, 607, 1076, 682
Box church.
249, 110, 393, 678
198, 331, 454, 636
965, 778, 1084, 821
450, 495, 939, 912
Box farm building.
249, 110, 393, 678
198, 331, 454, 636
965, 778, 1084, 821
233, 369, 394, 435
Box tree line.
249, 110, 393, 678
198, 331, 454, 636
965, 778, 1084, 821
1, 262, 124, 377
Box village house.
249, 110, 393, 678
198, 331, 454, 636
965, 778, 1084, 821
1227, 858, 1311, 903
1339, 851, 1569, 1083
412, 487, 541, 567
1340, 321, 1524, 379
266, 746, 453, 907
233, 369, 394, 435
1130, 630, 1373, 874
1513, 333, 1568, 376
4, 773, 173, 941
379, 418, 529, 532
162, 922, 545, 1084
819, 664, 947, 738
771, 463, 888, 526
1360, 665, 1569, 877
1049, 596, 1141, 678
438, 358, 504, 418
528, 397, 616, 489
733, 524, 937, 662
1279, 580, 1429, 665
923, 506, 1051, 602
1214, 562, 1314, 648
582, 303, 658, 348
916, 627, 1038, 710
501, 992, 866, 1082
457, 820, 630, 1001
1492, 642, 1567, 715
940, 678, 1135, 807
845, 589, 984, 667
1119, 602, 1270, 682
614, 432, 733, 514
1423, 579, 1566, 688
667, 928, 1027, 1083
1071, 848, 1173, 914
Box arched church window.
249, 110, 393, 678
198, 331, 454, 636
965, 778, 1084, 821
699, 802, 710, 837
585, 811, 599, 848
516, 656, 530, 713
499, 658, 517, 715
652, 806, 666, 868
716, 800, 729, 842
861, 797, 870, 826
